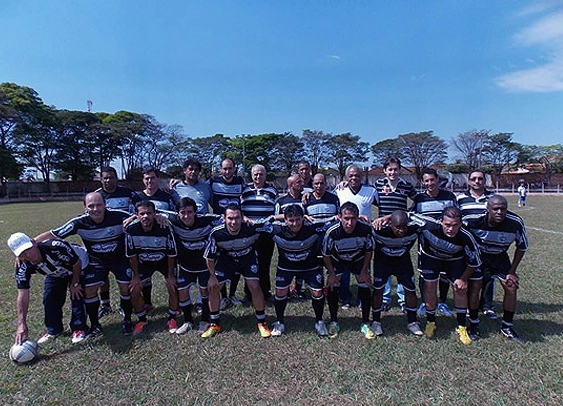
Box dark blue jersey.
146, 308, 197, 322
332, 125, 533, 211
137, 189, 176, 216
204, 222, 267, 262
51, 209, 130, 262
373, 224, 419, 260
240, 183, 278, 221
418, 218, 481, 267
268, 223, 324, 272
374, 177, 417, 217
304, 192, 340, 224
465, 211, 528, 256
125, 221, 177, 273
95, 185, 140, 214
456, 190, 495, 220
15, 240, 79, 289
208, 175, 245, 215
275, 193, 304, 216
170, 214, 223, 271
322, 221, 374, 264
411, 189, 458, 220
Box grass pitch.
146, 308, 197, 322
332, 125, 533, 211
0, 196, 562, 405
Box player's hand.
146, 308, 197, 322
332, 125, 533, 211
129, 276, 143, 294
169, 178, 181, 190
326, 273, 340, 289
505, 273, 519, 290
70, 284, 84, 300
15, 323, 29, 345
165, 276, 177, 290
357, 271, 371, 285
155, 213, 169, 228
335, 181, 348, 190
207, 274, 220, 291
453, 278, 467, 292
372, 215, 390, 230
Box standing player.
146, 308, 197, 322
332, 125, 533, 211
35, 192, 135, 335
323, 202, 375, 339
297, 160, 314, 193
202, 204, 271, 338
417, 207, 482, 345
240, 164, 279, 302
411, 167, 458, 318
274, 174, 304, 220
170, 197, 222, 335
334, 164, 378, 309
7, 233, 87, 344
517, 182, 528, 207
171, 158, 213, 214
95, 166, 140, 317
465, 195, 528, 342
125, 200, 178, 334
372, 157, 418, 312
207, 158, 246, 308
304, 173, 340, 225
456, 169, 496, 330
267, 205, 328, 337
370, 211, 423, 336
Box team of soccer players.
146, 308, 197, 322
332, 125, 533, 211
7, 158, 528, 346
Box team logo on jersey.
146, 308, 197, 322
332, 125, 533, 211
250, 264, 258, 274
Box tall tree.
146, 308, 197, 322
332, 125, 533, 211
451, 129, 489, 170
301, 129, 329, 174
143, 123, 188, 171
54, 110, 100, 181
187, 133, 231, 176
397, 131, 448, 177
371, 138, 402, 167
324, 132, 370, 179
270, 132, 304, 176
482, 132, 520, 185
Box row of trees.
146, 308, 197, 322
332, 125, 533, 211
2, 82, 563, 196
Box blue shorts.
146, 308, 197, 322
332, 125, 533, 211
333, 261, 370, 288
481, 253, 511, 281
373, 256, 415, 290
214, 255, 259, 284
139, 267, 175, 284
275, 267, 323, 291
85, 259, 131, 286
177, 266, 210, 290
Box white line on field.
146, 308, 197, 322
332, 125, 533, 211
527, 226, 563, 236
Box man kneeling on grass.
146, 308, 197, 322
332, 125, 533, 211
202, 203, 271, 338
322, 202, 375, 339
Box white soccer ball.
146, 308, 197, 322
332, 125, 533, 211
9, 339, 38, 364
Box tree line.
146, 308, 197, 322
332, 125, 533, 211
2, 82, 562, 196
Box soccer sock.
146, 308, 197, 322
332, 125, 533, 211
255, 309, 266, 323
502, 310, 515, 326
120, 294, 132, 321
426, 309, 437, 323
456, 308, 467, 327
100, 290, 111, 308
167, 308, 177, 321
358, 287, 372, 323
229, 274, 241, 297
274, 294, 288, 323
136, 309, 147, 323
201, 296, 210, 322
372, 308, 382, 323
406, 310, 417, 324
327, 287, 340, 322
180, 300, 194, 323
468, 308, 479, 323
311, 293, 325, 322
439, 279, 449, 303
85, 296, 100, 327
142, 284, 153, 306
209, 311, 220, 326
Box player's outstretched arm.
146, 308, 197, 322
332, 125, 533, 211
15, 289, 30, 345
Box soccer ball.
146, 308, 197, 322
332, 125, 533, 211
9, 339, 38, 364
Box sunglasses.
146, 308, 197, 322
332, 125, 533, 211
470, 177, 484, 181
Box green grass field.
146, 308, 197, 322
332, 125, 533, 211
1, 196, 562, 405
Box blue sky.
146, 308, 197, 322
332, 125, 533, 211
2, 1, 562, 160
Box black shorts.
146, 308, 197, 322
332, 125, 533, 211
373, 255, 415, 290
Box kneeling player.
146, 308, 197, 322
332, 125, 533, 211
203, 204, 271, 338
371, 210, 422, 336
418, 207, 482, 345
267, 205, 327, 337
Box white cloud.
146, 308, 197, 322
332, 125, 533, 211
495, 7, 563, 92
328, 54, 341, 60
